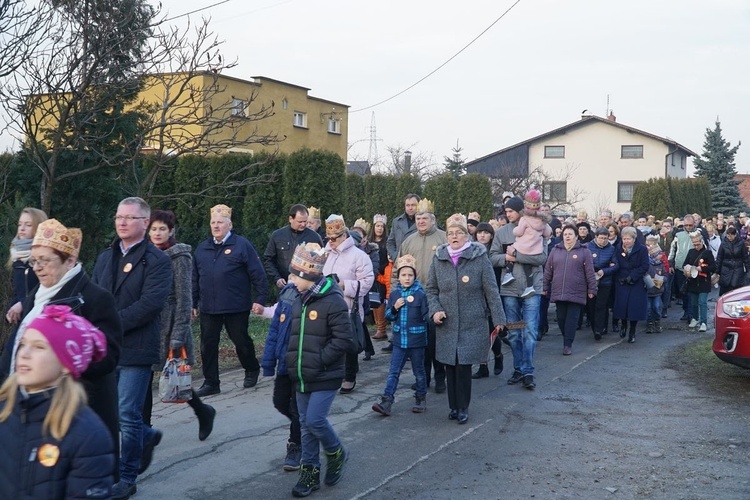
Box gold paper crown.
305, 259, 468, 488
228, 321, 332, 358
395, 254, 418, 275
308, 206, 321, 220
32, 219, 82, 259
353, 218, 371, 234
325, 214, 347, 237
289, 243, 328, 280
373, 214, 387, 225
210, 204, 232, 219
416, 198, 434, 214
446, 213, 468, 232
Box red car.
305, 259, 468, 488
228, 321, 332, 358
714, 287, 750, 369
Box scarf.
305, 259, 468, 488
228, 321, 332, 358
10, 237, 33, 263
10, 263, 83, 373
447, 241, 471, 266
155, 237, 176, 251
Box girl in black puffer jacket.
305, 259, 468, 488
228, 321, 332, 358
0, 305, 113, 499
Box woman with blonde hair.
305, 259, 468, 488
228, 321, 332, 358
0, 305, 114, 498
6, 207, 47, 323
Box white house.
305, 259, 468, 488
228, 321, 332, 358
465, 113, 698, 215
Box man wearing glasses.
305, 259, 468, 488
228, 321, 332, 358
394, 199, 447, 393
92, 197, 172, 499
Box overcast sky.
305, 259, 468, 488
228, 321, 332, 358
3, 0, 748, 174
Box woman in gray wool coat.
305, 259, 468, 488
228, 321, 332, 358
426, 213, 505, 425
141, 211, 217, 471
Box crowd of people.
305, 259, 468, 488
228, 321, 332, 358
0, 192, 747, 499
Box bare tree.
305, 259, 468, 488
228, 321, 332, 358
0, 1, 281, 213
376, 143, 440, 181
0, 0, 50, 78
490, 163, 585, 215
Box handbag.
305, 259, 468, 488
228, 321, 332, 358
159, 347, 192, 403
368, 290, 382, 308
350, 282, 366, 354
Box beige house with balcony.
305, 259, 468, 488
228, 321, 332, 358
465, 113, 698, 215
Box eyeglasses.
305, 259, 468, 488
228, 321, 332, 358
446, 231, 465, 238
329, 233, 346, 241
29, 257, 58, 268
114, 215, 148, 222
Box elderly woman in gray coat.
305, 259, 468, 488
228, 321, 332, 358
426, 214, 505, 425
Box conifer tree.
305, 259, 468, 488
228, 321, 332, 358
693, 120, 744, 214
443, 140, 466, 180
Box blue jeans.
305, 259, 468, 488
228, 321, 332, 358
688, 292, 708, 324
647, 295, 662, 322
502, 294, 540, 376
117, 365, 152, 484
384, 345, 426, 398
296, 390, 341, 468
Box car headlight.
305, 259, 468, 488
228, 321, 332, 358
722, 300, 750, 318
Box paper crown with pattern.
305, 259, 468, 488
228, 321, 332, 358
32, 219, 82, 259
289, 243, 328, 280
396, 254, 418, 276
373, 214, 387, 225
325, 214, 347, 237
353, 218, 371, 234
308, 206, 320, 220
416, 198, 434, 214
467, 212, 481, 226
524, 189, 542, 211
210, 204, 232, 219
446, 213, 468, 233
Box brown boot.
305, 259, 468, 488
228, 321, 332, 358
372, 304, 388, 339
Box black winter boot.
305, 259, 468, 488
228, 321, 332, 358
493, 354, 504, 375
471, 364, 489, 379
292, 464, 320, 497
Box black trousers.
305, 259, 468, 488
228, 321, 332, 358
200, 311, 259, 387
592, 284, 612, 333
445, 361, 472, 410
424, 321, 445, 386
273, 374, 301, 445
556, 301, 582, 348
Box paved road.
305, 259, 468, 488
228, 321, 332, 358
139, 304, 750, 499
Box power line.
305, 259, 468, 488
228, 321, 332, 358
350, 0, 523, 113
163, 0, 232, 23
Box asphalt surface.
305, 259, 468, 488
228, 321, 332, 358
138, 301, 750, 500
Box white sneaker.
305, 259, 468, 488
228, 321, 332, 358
501, 273, 515, 286
521, 286, 535, 299
699, 323, 707, 332
688, 319, 698, 328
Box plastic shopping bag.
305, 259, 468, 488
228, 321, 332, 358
159, 348, 192, 403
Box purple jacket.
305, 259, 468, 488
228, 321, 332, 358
543, 240, 598, 305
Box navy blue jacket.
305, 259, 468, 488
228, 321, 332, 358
261, 284, 300, 377
0, 389, 114, 499
587, 240, 619, 287
193, 233, 269, 314
385, 280, 428, 349
263, 225, 322, 284
92, 239, 172, 366
10, 259, 38, 309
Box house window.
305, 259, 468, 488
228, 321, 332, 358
621, 145, 643, 159
327, 117, 340, 134
293, 111, 307, 128
543, 181, 567, 203
544, 145, 565, 158
618, 182, 640, 202
231, 98, 246, 117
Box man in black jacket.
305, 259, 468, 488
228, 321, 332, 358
92, 197, 172, 499
192, 204, 268, 396
264, 204, 322, 290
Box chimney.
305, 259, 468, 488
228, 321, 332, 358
404, 150, 412, 175
607, 111, 617, 122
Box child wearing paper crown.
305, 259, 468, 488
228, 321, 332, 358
505, 189, 552, 298
372, 254, 429, 417
280, 243, 353, 497
0, 305, 114, 499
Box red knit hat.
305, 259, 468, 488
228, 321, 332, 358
26, 305, 107, 379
